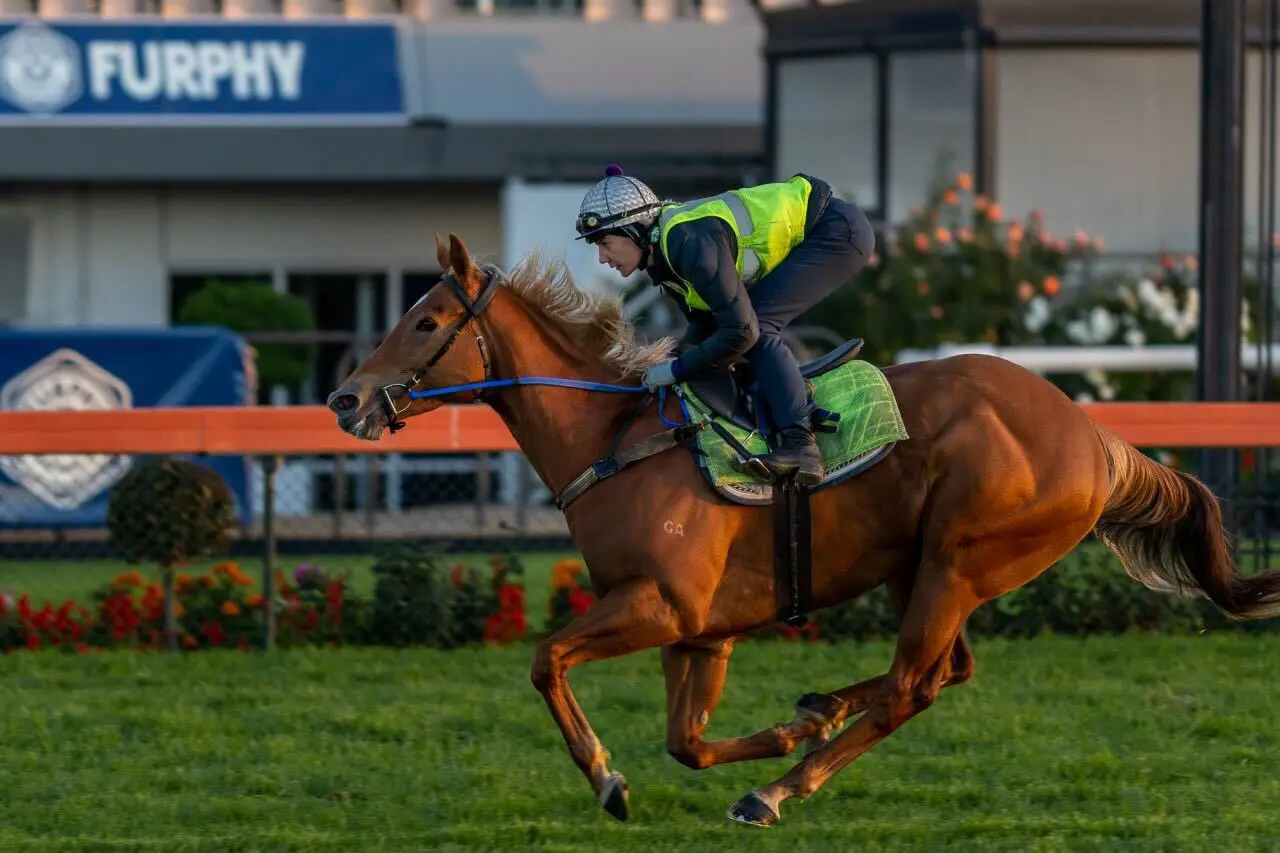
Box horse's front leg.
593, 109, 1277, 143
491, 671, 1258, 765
531, 576, 685, 821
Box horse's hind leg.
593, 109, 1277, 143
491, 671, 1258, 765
662, 638, 815, 769
796, 572, 977, 754
726, 559, 983, 828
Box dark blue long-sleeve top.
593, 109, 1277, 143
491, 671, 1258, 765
648, 174, 834, 380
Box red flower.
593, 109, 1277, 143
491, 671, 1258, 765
203, 620, 225, 647
568, 587, 595, 616
498, 584, 525, 613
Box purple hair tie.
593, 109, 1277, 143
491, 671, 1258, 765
604, 164, 624, 177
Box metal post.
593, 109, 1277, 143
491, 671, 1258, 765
1196, 0, 1247, 505
261, 455, 279, 651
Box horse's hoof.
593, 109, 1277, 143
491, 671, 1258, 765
796, 692, 845, 755
726, 792, 779, 828
598, 772, 629, 822
796, 692, 844, 722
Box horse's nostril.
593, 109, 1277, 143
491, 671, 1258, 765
332, 394, 359, 412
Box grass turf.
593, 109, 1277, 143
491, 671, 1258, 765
0, 634, 1277, 851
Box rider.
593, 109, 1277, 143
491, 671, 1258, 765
574, 164, 875, 485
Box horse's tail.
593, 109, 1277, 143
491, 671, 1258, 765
1092, 425, 1280, 621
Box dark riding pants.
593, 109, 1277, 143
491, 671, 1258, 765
745, 196, 875, 431
747, 198, 875, 432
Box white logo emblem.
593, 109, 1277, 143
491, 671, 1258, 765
0, 22, 83, 115
0, 349, 133, 510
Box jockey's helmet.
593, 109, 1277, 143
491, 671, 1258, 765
574, 164, 662, 246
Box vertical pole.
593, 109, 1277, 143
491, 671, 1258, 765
1196, 0, 1246, 512
261, 455, 279, 651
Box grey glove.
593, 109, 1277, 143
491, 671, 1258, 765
643, 359, 678, 389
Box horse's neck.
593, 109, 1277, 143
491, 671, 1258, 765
479, 297, 630, 496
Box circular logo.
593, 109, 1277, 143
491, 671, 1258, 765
0, 23, 83, 115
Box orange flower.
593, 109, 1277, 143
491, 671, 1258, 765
934, 227, 952, 244
174, 602, 185, 618
956, 227, 972, 243
916, 281, 930, 295
942, 189, 959, 205
181, 635, 199, 649
956, 172, 973, 190
246, 593, 265, 609
1017, 281, 1035, 301
112, 571, 144, 589
913, 233, 929, 252
929, 305, 944, 319
1007, 223, 1024, 244
987, 203, 1002, 222
1043, 276, 1062, 296
973, 195, 989, 212
551, 560, 583, 592
200, 576, 215, 589
1184, 254, 1199, 271
221, 601, 240, 616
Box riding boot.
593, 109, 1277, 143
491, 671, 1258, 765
757, 422, 824, 486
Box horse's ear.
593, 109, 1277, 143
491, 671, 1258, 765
448, 233, 474, 278
435, 232, 450, 271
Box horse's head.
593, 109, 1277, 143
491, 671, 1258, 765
327, 232, 499, 440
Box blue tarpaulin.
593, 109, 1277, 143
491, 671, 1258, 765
0, 326, 255, 528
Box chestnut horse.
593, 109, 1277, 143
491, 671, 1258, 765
328, 233, 1280, 828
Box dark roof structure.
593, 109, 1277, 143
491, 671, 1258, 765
763, 0, 1278, 57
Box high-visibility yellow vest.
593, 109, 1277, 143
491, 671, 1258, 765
655, 174, 813, 311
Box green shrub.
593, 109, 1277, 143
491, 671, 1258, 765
176, 278, 317, 389
803, 160, 1102, 368
802, 543, 1277, 643
105, 457, 238, 651
364, 546, 501, 649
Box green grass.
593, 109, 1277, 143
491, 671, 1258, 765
0, 634, 1277, 851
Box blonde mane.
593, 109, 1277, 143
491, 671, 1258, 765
492, 251, 675, 379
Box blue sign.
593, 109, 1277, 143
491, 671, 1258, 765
0, 326, 256, 529
0, 19, 404, 121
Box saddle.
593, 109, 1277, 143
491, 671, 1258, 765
681, 337, 865, 435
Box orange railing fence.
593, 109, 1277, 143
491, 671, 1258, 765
3, 402, 1280, 456
0, 402, 1278, 564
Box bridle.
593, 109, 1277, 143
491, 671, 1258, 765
377, 264, 504, 434
365, 261, 710, 513
372, 262, 690, 438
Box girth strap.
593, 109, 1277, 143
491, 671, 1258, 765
774, 477, 813, 628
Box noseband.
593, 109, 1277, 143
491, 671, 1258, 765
378, 266, 504, 434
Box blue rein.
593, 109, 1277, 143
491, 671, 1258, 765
407, 377, 688, 429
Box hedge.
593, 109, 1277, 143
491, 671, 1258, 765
1, 544, 1272, 655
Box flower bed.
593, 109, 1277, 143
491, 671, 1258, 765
4, 546, 1274, 656
0, 549, 529, 654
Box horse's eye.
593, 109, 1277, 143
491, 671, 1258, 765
416, 317, 438, 333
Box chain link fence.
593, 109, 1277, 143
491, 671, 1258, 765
3, 443, 1280, 573
0, 449, 573, 563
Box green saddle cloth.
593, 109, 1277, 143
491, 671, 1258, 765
677, 359, 909, 495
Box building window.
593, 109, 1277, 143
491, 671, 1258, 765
775, 54, 880, 215
887, 50, 977, 223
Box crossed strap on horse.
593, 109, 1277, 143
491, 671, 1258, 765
377, 265, 815, 629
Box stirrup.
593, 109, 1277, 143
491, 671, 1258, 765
740, 455, 776, 483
